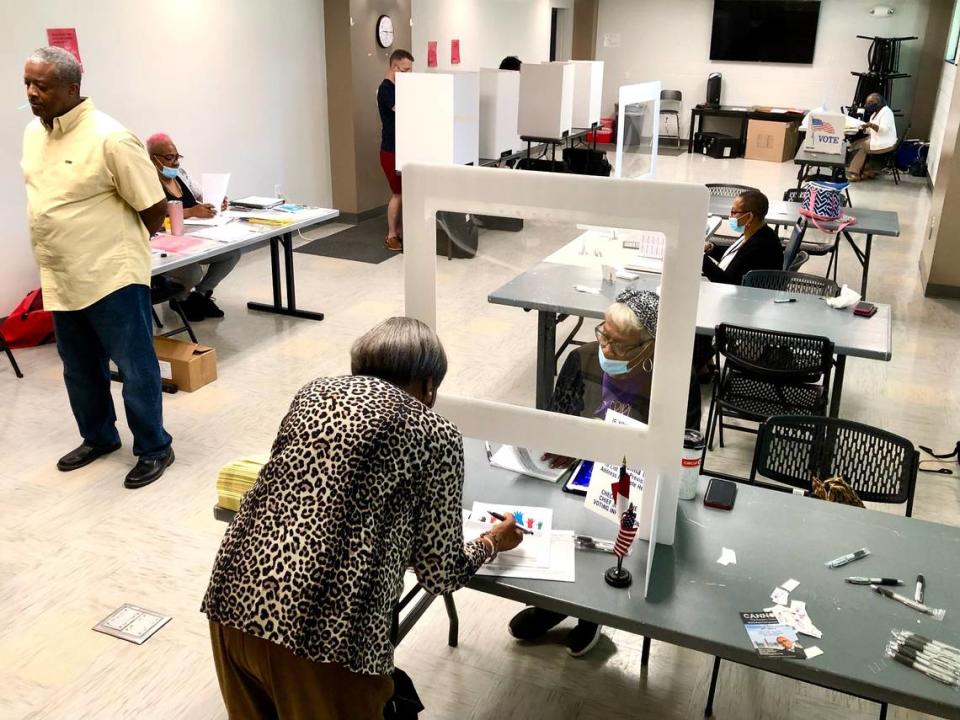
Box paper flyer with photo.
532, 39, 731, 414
467, 503, 553, 569
583, 409, 644, 524
740, 612, 805, 659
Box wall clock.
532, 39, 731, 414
376, 15, 394, 49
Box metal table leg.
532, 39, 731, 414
443, 593, 459, 647
536, 311, 559, 410
247, 232, 325, 321
829, 355, 846, 418
840, 230, 871, 300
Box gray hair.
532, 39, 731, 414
27, 46, 82, 85
351, 317, 448, 388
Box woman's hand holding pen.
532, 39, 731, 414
486, 513, 524, 552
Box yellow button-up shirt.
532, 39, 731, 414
21, 99, 165, 311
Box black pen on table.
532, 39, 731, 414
774, 298, 797, 304
845, 577, 902, 586
486, 510, 533, 535
916, 574, 925, 603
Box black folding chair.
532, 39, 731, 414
0, 330, 23, 378
150, 276, 198, 343
705, 324, 834, 451
742, 270, 840, 297
704, 415, 919, 719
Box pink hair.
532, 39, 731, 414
146, 133, 173, 153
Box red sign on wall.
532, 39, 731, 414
46, 28, 82, 68
427, 40, 438, 68
451, 39, 461, 65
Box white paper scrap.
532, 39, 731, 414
771, 587, 790, 606
805, 646, 823, 659
781, 579, 800, 593
201, 173, 231, 214
717, 547, 737, 566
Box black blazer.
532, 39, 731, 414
702, 224, 784, 285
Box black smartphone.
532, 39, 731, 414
704, 478, 738, 510
853, 301, 877, 318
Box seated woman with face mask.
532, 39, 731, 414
702, 189, 782, 286
509, 289, 701, 658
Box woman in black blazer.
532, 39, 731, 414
703, 190, 783, 285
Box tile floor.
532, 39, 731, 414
1, 149, 957, 719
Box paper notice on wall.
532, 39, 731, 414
427, 40, 438, 68
47, 28, 81, 66
583, 409, 645, 525
603, 33, 621, 48
451, 38, 461, 65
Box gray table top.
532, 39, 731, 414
795, 142, 849, 168
487, 262, 892, 360
709, 197, 900, 237
152, 208, 339, 275
461, 438, 960, 718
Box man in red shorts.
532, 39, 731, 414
378, 49, 413, 251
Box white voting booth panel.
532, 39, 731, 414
615, 81, 662, 180
396, 72, 479, 169
402, 163, 706, 564
571, 61, 603, 129
518, 62, 574, 139
805, 111, 846, 155
479, 69, 521, 159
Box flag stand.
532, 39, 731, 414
604, 563, 632, 588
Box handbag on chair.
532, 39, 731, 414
799, 181, 856, 234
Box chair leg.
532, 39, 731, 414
2, 339, 23, 379
706, 393, 719, 451
718, 406, 726, 448
170, 300, 199, 343
878, 702, 887, 720
704, 657, 722, 717
443, 593, 459, 648
152, 308, 164, 330
641, 636, 652, 667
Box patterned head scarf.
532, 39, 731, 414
615, 288, 659, 338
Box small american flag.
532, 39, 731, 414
610, 457, 631, 503
614, 503, 638, 558
812, 117, 836, 134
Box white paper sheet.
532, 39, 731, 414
190, 223, 260, 243
184, 214, 232, 227
805, 646, 824, 659
781, 578, 800, 593
488, 444, 565, 483
771, 587, 790, 606
584, 410, 645, 525
474, 530, 575, 582
717, 547, 737, 566
201, 173, 231, 213
467, 503, 553, 569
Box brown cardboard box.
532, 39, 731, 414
745, 120, 800, 162
154, 337, 217, 392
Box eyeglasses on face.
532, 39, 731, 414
154, 153, 183, 163
594, 322, 640, 356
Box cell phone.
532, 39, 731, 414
704, 478, 738, 510
853, 301, 877, 318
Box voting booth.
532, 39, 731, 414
805, 111, 846, 155
518, 62, 574, 139
571, 61, 604, 129
479, 69, 521, 159
396, 72, 480, 170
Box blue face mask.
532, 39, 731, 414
728, 216, 745, 234
160, 165, 179, 179
598, 346, 630, 376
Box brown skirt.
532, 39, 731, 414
209, 621, 394, 720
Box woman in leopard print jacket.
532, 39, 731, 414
202, 317, 523, 719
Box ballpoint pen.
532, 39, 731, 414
574, 535, 616, 553
484, 441, 493, 463
871, 584, 946, 620
845, 577, 902, 586
486, 510, 533, 535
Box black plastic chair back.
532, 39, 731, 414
751, 415, 919, 516
742, 270, 840, 297
715, 323, 834, 383
706, 183, 759, 198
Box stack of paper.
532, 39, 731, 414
465, 503, 574, 582
216, 455, 269, 511
488, 445, 565, 483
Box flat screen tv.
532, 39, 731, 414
710, 0, 821, 64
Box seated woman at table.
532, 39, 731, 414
846, 93, 897, 182
508, 289, 700, 658
147, 132, 240, 321
202, 317, 523, 719
702, 189, 782, 286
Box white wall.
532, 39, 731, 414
411, 0, 555, 72
1, 0, 331, 313
929, 61, 957, 184
596, 0, 931, 129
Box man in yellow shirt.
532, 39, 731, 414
21, 46, 174, 489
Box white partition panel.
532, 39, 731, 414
615, 81, 662, 180
402, 163, 706, 548
452, 72, 480, 167
479, 69, 522, 159
518, 62, 574, 139
396, 73, 454, 170
571, 61, 604, 128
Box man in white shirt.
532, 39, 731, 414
847, 93, 897, 181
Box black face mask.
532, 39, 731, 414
866, 104, 879, 114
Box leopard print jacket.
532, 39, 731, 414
201, 375, 488, 676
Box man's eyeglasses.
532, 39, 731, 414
594, 322, 639, 356
154, 153, 184, 163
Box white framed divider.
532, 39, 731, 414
571, 61, 603, 129
396, 72, 479, 170
479, 69, 521, 159
402, 163, 706, 548
518, 62, 574, 139
615, 81, 662, 180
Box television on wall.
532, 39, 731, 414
710, 0, 821, 64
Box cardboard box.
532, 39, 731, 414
745, 120, 800, 162
154, 336, 217, 392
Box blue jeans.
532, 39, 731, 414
53, 284, 172, 459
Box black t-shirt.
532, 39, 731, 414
377, 79, 396, 152
162, 176, 198, 209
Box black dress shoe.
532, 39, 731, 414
57, 442, 122, 472
174, 293, 207, 322
198, 291, 225, 318
124, 449, 175, 489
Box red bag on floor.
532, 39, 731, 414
2, 289, 55, 348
